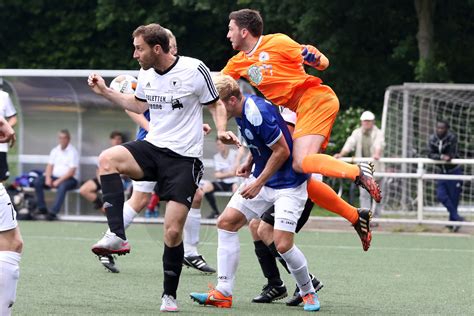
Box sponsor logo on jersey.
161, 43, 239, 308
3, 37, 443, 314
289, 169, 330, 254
170, 77, 182, 89
247, 65, 263, 85
146, 82, 151, 88
259, 51, 270, 62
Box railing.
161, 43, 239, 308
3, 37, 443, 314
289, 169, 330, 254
338, 157, 474, 227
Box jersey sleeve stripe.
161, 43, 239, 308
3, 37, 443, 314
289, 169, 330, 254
266, 131, 283, 147
202, 96, 219, 105
135, 96, 147, 102
198, 64, 219, 99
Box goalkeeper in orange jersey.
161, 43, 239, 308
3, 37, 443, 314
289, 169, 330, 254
221, 8, 381, 250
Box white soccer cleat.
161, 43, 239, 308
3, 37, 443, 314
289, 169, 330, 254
160, 294, 179, 312
91, 231, 130, 256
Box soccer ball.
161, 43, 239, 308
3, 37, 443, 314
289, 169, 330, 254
110, 75, 138, 94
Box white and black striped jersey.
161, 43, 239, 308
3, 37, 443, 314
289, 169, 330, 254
135, 56, 219, 158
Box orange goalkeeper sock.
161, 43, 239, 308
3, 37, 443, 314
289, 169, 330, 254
307, 177, 359, 224
302, 154, 360, 180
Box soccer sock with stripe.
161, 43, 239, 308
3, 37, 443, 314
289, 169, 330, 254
254, 240, 283, 286
302, 154, 360, 180
0, 251, 20, 315
163, 242, 184, 299
216, 229, 240, 296
184, 208, 201, 257
100, 173, 126, 240
279, 245, 315, 297
307, 177, 359, 224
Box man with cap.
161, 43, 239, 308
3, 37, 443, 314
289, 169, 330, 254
335, 111, 385, 217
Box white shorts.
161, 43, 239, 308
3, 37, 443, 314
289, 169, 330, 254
132, 180, 156, 193
227, 177, 308, 233
0, 185, 17, 232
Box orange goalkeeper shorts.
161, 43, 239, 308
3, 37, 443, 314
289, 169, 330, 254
292, 85, 339, 150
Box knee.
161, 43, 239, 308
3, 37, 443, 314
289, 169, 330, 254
257, 222, 272, 243
248, 219, 260, 240
217, 215, 236, 231
98, 150, 117, 173
164, 225, 181, 244
292, 159, 303, 174
274, 239, 292, 254
193, 189, 203, 205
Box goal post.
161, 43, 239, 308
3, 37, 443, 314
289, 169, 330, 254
381, 83, 474, 213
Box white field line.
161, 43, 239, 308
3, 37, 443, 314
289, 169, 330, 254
23, 234, 474, 253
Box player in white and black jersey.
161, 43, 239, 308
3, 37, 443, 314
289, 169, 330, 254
0, 116, 21, 316
87, 23, 239, 312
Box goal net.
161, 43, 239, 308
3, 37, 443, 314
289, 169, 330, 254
381, 83, 473, 213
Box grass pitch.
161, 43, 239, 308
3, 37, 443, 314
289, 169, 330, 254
14, 221, 473, 315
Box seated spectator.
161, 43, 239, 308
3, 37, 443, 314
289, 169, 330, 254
33, 129, 79, 220
203, 138, 242, 219
79, 131, 125, 211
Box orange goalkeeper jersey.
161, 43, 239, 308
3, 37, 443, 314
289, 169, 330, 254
222, 33, 322, 111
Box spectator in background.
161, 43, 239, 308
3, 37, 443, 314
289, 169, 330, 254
202, 138, 241, 219
427, 120, 464, 231
79, 131, 125, 211
334, 111, 385, 217
33, 129, 79, 221
0, 91, 17, 182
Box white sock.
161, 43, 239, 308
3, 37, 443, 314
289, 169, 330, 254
215, 229, 240, 296
123, 202, 139, 230
0, 251, 21, 316
279, 245, 314, 296
184, 208, 201, 257
106, 202, 138, 236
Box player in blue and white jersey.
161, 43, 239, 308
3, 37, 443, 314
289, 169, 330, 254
190, 75, 320, 312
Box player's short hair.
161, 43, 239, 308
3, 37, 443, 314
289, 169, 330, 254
229, 9, 263, 37
163, 27, 178, 54
133, 23, 170, 53
213, 75, 242, 102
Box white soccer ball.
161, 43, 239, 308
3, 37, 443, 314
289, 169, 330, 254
110, 75, 138, 94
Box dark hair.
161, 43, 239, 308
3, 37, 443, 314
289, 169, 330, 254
59, 129, 70, 138
109, 130, 124, 140
437, 120, 450, 129
229, 9, 263, 37
132, 23, 170, 53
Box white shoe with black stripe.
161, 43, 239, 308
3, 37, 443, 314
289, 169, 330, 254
183, 255, 216, 273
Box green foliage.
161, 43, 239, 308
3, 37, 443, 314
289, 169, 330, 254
0, 0, 473, 115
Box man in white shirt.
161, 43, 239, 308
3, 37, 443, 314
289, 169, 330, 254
0, 91, 17, 181
33, 129, 79, 221
203, 138, 240, 218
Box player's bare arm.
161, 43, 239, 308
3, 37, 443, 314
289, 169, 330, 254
88, 73, 148, 113
236, 152, 253, 178
207, 100, 241, 147
125, 110, 150, 132
240, 136, 290, 199
0, 116, 16, 147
